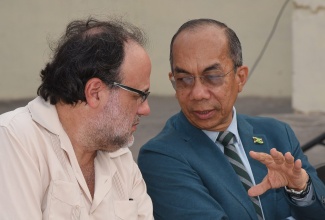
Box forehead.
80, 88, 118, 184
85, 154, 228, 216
120, 40, 151, 83
172, 25, 230, 69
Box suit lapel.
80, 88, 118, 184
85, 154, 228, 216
237, 114, 277, 219
176, 112, 258, 219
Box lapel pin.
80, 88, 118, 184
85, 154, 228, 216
253, 136, 264, 144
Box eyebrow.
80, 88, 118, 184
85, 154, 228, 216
173, 63, 222, 75
203, 63, 222, 72
174, 67, 191, 75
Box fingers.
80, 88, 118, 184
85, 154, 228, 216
250, 148, 285, 167
292, 159, 302, 175
252, 149, 300, 171
250, 148, 308, 194
290, 160, 308, 190
284, 152, 294, 168
249, 151, 273, 166
270, 148, 285, 165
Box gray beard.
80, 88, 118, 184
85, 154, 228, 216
77, 90, 135, 152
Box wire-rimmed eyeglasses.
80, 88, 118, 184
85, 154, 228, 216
171, 67, 236, 90
113, 82, 150, 103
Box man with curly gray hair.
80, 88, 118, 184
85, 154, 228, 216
0, 17, 153, 220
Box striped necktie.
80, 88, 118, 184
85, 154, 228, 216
217, 131, 263, 220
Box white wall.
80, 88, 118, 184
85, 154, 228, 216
0, 0, 292, 100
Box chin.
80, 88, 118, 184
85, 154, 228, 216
124, 135, 135, 148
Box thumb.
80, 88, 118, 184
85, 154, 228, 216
248, 180, 270, 197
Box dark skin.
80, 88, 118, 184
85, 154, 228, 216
170, 25, 309, 197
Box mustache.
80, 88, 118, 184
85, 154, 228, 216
133, 115, 140, 124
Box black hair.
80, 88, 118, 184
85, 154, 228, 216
37, 17, 146, 105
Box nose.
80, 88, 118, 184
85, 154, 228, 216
190, 77, 210, 100
137, 99, 150, 116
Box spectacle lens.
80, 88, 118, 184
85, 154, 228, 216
172, 68, 235, 90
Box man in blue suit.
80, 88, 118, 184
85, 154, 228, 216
138, 19, 325, 219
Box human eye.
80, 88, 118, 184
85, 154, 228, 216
204, 74, 223, 85
173, 74, 194, 89
205, 74, 222, 80
175, 75, 193, 85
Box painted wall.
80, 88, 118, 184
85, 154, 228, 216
292, 0, 325, 113
0, 0, 292, 100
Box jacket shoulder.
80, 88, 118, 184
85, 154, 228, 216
140, 113, 185, 151
238, 114, 290, 129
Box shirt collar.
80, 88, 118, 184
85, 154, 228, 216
202, 107, 239, 143
28, 96, 63, 135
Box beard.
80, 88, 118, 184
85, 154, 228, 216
80, 90, 137, 152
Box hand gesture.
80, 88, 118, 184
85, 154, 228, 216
248, 148, 309, 197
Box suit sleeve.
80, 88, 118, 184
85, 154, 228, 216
138, 144, 229, 220
284, 123, 325, 219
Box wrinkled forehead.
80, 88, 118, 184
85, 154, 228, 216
173, 25, 227, 47
171, 26, 230, 69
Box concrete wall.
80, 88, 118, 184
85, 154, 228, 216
0, 0, 292, 100
292, 0, 325, 114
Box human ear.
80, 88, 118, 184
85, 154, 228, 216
236, 65, 248, 93
84, 78, 106, 108
168, 72, 176, 90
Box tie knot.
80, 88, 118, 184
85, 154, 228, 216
217, 131, 235, 146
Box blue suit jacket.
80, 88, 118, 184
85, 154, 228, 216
138, 111, 325, 220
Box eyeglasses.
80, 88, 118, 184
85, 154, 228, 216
112, 82, 150, 103
171, 68, 235, 90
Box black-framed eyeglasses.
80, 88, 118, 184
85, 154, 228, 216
112, 82, 150, 103
171, 67, 236, 90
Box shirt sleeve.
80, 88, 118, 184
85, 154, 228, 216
289, 184, 314, 206
0, 126, 43, 219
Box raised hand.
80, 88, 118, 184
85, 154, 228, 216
248, 148, 309, 197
